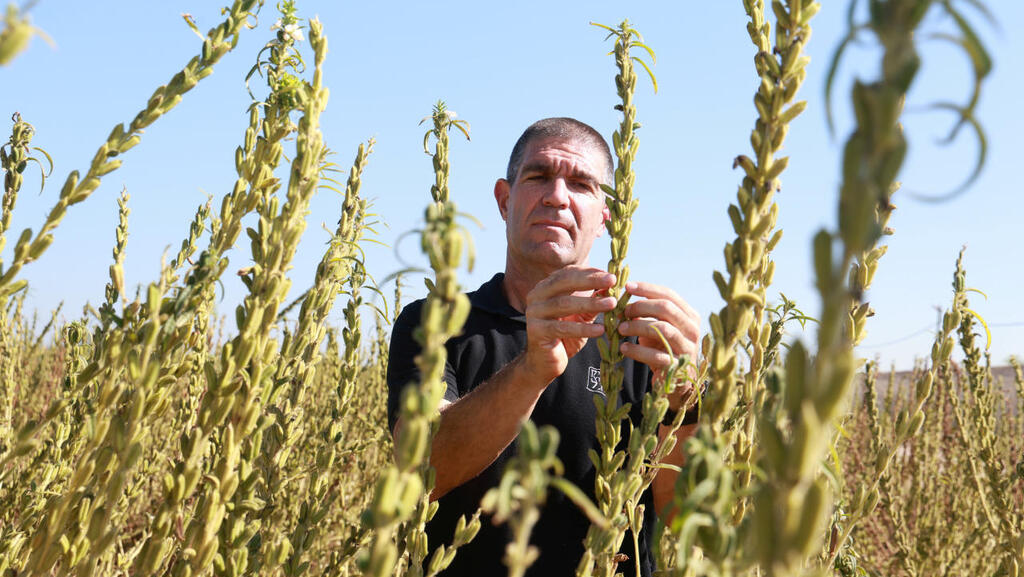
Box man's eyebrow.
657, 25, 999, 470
570, 168, 600, 183
518, 161, 599, 183
518, 161, 553, 177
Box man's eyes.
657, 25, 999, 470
570, 179, 597, 193
522, 173, 597, 193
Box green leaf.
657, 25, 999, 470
824, 24, 867, 136
633, 41, 657, 65
550, 477, 609, 529
647, 462, 682, 473
182, 13, 205, 41
632, 56, 658, 94
933, 1, 993, 151
907, 102, 987, 202
452, 121, 471, 142
31, 145, 54, 183
955, 0, 999, 28
965, 287, 989, 300
963, 307, 992, 350
941, 0, 993, 80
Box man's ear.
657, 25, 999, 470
597, 204, 610, 237
494, 178, 510, 221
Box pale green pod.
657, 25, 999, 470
863, 487, 880, 515
791, 480, 827, 558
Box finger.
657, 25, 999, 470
621, 301, 700, 344
625, 281, 700, 322
622, 300, 698, 342
530, 266, 615, 303
529, 294, 616, 321
622, 320, 700, 360
619, 340, 675, 372
530, 318, 605, 339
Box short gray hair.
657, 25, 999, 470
505, 118, 614, 185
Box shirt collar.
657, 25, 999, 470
468, 272, 526, 322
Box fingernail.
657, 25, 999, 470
619, 321, 630, 331
625, 281, 637, 291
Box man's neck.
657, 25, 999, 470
502, 257, 554, 313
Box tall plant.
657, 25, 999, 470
359, 101, 475, 577
750, 1, 991, 575
657, 3, 818, 574
579, 19, 659, 577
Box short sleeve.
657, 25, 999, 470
385, 300, 459, 433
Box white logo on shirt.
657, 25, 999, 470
587, 366, 604, 396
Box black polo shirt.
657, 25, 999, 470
386, 272, 656, 577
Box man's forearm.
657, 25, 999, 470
396, 354, 550, 501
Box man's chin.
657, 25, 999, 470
530, 244, 582, 269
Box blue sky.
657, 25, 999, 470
2, 1, 1021, 370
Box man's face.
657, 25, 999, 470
494, 136, 611, 272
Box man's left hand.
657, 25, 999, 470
617, 281, 701, 409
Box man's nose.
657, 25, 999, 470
541, 177, 570, 208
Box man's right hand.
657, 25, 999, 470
521, 265, 617, 384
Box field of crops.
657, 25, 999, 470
1, 1, 1022, 576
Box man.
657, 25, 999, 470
387, 118, 700, 576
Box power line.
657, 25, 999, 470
859, 320, 1024, 350
859, 325, 933, 349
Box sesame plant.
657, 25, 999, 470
655, 2, 818, 574
838, 251, 1023, 577
0, 2, 1016, 577
482, 422, 574, 577
655, 1, 996, 577
0, 3, 390, 575
358, 101, 476, 577
0, 2, 50, 66
578, 20, 678, 577
744, 0, 992, 575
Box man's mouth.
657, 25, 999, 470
533, 220, 571, 231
